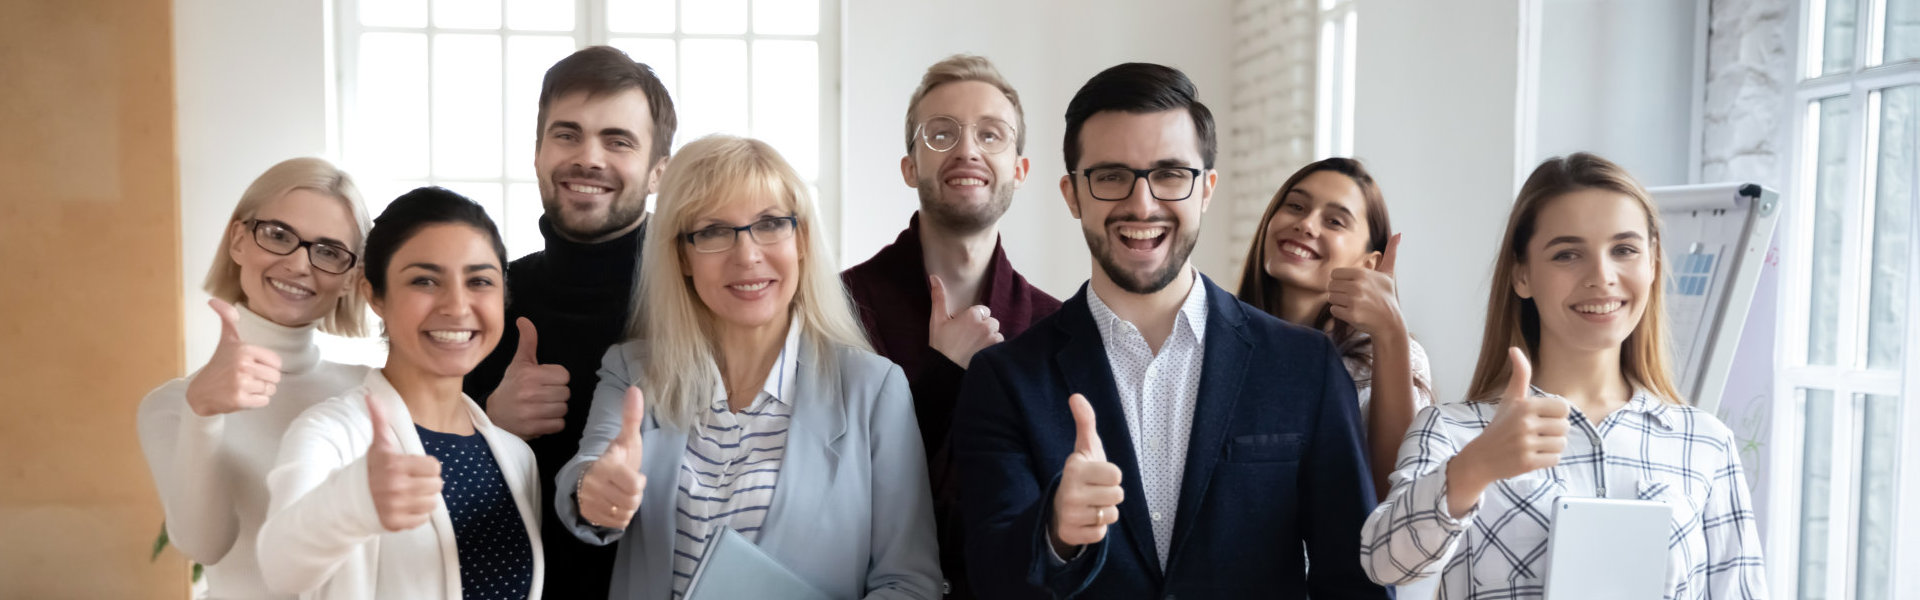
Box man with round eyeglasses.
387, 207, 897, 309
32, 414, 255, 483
840, 54, 1061, 600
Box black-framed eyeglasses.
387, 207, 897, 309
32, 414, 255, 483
683, 215, 800, 254
1077, 166, 1203, 201
246, 219, 358, 274
914, 115, 1016, 154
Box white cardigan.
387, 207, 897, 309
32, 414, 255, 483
258, 369, 544, 600
137, 305, 368, 600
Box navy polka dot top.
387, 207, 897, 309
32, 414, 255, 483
417, 425, 534, 600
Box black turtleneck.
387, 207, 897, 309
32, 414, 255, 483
464, 214, 644, 600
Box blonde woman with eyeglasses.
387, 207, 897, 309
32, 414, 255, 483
137, 157, 373, 600
556, 135, 941, 599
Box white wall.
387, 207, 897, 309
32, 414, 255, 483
1352, 0, 1527, 398
1533, 0, 1699, 186
174, 0, 334, 369
840, 0, 1238, 299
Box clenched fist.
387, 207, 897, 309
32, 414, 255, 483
579, 386, 648, 530
1051, 394, 1123, 557
185, 298, 284, 416
928, 275, 1003, 369
487, 317, 571, 439
365, 394, 443, 532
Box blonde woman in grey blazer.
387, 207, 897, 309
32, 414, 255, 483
554, 135, 941, 600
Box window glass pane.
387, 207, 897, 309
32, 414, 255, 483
360, 0, 426, 28
1867, 86, 1916, 370
609, 0, 675, 33
1855, 393, 1900, 600
1889, 0, 1920, 63
358, 180, 429, 223
507, 35, 579, 181
677, 39, 748, 146
433, 34, 504, 179
506, 0, 574, 31
433, 0, 501, 29
352, 33, 429, 180
1821, 0, 1858, 75
507, 182, 546, 260
1808, 97, 1851, 366
446, 182, 507, 234
1798, 388, 1835, 600
609, 38, 678, 99
683, 0, 747, 34
752, 40, 819, 179
753, 0, 819, 35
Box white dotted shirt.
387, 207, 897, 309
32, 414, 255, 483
1084, 275, 1208, 569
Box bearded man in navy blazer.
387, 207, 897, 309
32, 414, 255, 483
950, 62, 1390, 599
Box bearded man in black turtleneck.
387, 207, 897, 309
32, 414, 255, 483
463, 45, 676, 600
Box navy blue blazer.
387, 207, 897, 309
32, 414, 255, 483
951, 276, 1389, 599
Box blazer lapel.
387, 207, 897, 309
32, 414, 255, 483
639, 410, 685, 597
1166, 278, 1253, 572
754, 336, 843, 556
1053, 288, 1164, 582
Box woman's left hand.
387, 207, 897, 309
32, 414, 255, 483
1328, 233, 1404, 337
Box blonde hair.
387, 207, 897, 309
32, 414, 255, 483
628, 135, 871, 428
903, 54, 1027, 155
1465, 152, 1683, 405
203, 157, 373, 337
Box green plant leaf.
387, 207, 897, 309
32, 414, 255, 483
151, 522, 170, 562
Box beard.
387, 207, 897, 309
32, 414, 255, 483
916, 172, 1015, 236
1083, 211, 1197, 295
542, 165, 650, 242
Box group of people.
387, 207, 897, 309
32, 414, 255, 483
137, 46, 1768, 600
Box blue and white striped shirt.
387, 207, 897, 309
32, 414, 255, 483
1359, 388, 1768, 599
669, 322, 801, 598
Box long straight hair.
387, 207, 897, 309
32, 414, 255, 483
203, 157, 372, 336
628, 135, 871, 428
1464, 153, 1684, 405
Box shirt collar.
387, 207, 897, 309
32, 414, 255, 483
1084, 267, 1209, 346
1531, 385, 1675, 430
706, 317, 803, 410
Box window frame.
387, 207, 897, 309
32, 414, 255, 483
1772, 0, 1920, 597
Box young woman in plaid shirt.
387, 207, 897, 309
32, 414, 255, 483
1359, 153, 1767, 599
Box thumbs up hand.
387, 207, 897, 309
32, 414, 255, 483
579, 386, 648, 530
365, 394, 443, 532
927, 275, 1003, 369
486, 317, 571, 439
185, 298, 284, 417
1051, 394, 1123, 556
1447, 348, 1571, 515
1328, 233, 1405, 337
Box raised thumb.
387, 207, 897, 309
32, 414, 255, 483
1069, 393, 1104, 461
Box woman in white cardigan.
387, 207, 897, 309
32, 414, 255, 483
259, 187, 543, 600
138, 157, 373, 600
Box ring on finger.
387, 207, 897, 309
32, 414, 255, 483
1093, 507, 1104, 526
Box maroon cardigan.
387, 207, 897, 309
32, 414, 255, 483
841, 212, 1061, 599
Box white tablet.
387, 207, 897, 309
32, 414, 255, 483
1542, 497, 1671, 600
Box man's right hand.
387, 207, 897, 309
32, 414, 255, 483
486, 317, 570, 439
927, 275, 1003, 369
579, 386, 648, 530
1447, 348, 1569, 516
1051, 393, 1122, 557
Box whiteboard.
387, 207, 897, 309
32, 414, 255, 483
1651, 183, 1781, 412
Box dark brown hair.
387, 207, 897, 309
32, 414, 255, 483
535, 45, 678, 164
1062, 62, 1215, 173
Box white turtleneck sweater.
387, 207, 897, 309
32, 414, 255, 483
137, 304, 369, 600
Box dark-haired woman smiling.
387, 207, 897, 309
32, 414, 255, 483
259, 187, 543, 600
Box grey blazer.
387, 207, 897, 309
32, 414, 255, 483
556, 336, 942, 600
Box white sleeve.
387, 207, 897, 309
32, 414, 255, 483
136, 379, 240, 565
1359, 405, 1477, 585
256, 399, 388, 594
